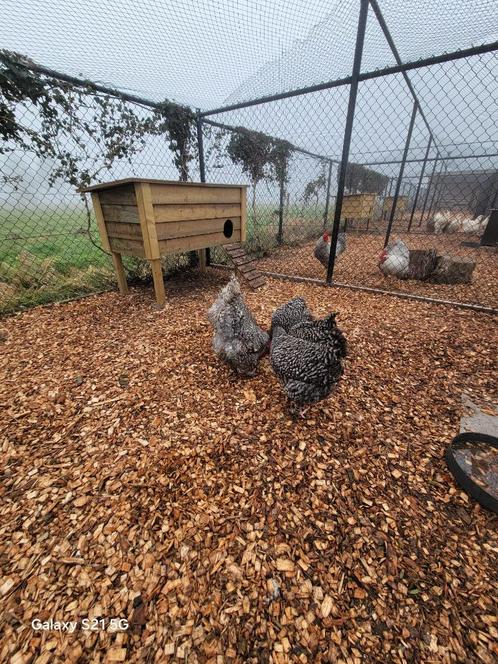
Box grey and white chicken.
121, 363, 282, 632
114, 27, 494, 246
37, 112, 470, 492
379, 239, 410, 278
314, 231, 346, 269
207, 275, 269, 376
270, 314, 347, 417
270, 296, 313, 336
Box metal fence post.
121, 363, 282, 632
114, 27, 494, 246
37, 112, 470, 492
196, 112, 210, 264
326, 0, 369, 283
484, 173, 498, 214
196, 112, 206, 183
277, 179, 285, 244
427, 160, 446, 223
408, 135, 432, 231
418, 152, 439, 227
323, 160, 333, 229
384, 101, 418, 247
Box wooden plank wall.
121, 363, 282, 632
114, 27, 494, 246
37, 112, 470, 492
341, 193, 376, 219
97, 183, 245, 257
382, 196, 408, 216
150, 184, 243, 252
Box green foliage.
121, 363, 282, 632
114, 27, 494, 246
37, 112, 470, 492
303, 168, 327, 204
226, 127, 273, 185
154, 101, 196, 181
0, 50, 197, 187
226, 127, 294, 187
269, 138, 293, 186
225, 128, 294, 233
344, 162, 388, 194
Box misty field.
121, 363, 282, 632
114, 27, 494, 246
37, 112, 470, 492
0, 209, 107, 268
0, 203, 327, 312
0, 208, 114, 311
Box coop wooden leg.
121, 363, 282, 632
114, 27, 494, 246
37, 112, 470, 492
150, 259, 166, 306
198, 249, 207, 273
111, 252, 128, 295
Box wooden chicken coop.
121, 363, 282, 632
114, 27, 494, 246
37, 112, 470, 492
340, 193, 376, 230
82, 178, 247, 306
382, 195, 408, 221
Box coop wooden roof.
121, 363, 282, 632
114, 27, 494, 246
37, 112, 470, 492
79, 178, 248, 193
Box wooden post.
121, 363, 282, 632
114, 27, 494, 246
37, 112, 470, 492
91, 193, 111, 252
198, 249, 207, 273
111, 253, 128, 294
150, 259, 166, 306
135, 182, 166, 306
91, 192, 129, 296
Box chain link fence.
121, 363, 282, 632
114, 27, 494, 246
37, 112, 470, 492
198, 43, 497, 311
1, 0, 497, 314
0, 91, 205, 313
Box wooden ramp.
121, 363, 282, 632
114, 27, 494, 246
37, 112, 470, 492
224, 243, 266, 289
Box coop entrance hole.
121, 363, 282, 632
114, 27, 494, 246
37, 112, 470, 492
223, 219, 234, 238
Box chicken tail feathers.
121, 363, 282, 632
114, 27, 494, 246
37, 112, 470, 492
207, 274, 242, 325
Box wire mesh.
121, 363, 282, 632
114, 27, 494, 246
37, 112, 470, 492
0, 95, 202, 313
2, 0, 496, 109
1, 0, 497, 313
200, 46, 498, 310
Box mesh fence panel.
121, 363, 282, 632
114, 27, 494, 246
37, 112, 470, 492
2, 0, 496, 108
199, 46, 497, 310
0, 96, 203, 313
1, 0, 497, 313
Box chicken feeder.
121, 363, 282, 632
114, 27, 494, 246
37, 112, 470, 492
445, 432, 498, 514
81, 178, 248, 306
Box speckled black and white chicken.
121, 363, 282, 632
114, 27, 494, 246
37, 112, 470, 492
269, 296, 313, 336
314, 231, 347, 269
270, 313, 347, 416
207, 275, 269, 376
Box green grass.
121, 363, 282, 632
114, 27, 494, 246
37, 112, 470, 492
0, 208, 115, 313
0, 203, 327, 313
0, 209, 109, 269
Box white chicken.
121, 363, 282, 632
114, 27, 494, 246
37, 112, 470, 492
462, 215, 489, 234
433, 211, 489, 235
433, 211, 451, 234
314, 231, 346, 269
379, 239, 410, 278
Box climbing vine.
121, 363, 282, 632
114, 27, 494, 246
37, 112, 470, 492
344, 161, 388, 194
154, 101, 196, 181
0, 50, 197, 188
303, 166, 327, 205
268, 138, 293, 188
225, 126, 294, 230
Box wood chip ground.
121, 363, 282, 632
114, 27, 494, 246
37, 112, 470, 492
1, 272, 497, 663
256, 234, 498, 309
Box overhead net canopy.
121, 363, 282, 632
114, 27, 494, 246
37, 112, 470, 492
0, 0, 497, 312
2, 0, 497, 165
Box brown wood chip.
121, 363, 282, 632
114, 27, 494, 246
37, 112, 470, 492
0, 273, 496, 663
